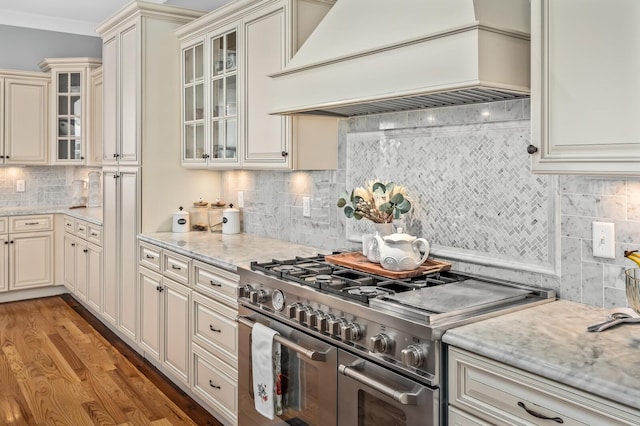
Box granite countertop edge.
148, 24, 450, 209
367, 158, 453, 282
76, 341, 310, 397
0, 206, 103, 226
442, 300, 640, 411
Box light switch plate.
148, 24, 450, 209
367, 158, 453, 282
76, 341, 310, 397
238, 191, 244, 208
303, 197, 311, 217
592, 221, 615, 259
16, 179, 25, 192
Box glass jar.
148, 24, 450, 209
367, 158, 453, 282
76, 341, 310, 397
190, 205, 209, 231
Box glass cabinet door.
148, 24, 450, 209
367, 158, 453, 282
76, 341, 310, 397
56, 72, 83, 161
182, 42, 205, 163
210, 31, 237, 162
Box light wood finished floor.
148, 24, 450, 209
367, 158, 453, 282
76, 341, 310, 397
0, 295, 222, 425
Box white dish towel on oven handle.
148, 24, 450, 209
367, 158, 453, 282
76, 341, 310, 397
252, 322, 283, 419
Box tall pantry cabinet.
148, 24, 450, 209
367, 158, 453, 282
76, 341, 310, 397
96, 2, 204, 345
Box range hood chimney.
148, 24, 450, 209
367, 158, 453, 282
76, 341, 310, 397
271, 0, 531, 117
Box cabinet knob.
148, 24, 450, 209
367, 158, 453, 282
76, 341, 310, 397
527, 145, 538, 154
83, 249, 88, 253
113, 153, 120, 158
281, 151, 289, 157
71, 243, 75, 247
0, 155, 4, 159
3, 241, 7, 245
113, 175, 120, 179
5, 156, 9, 159
202, 153, 210, 159
81, 156, 85, 160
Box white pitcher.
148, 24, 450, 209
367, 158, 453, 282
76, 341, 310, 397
370, 228, 430, 271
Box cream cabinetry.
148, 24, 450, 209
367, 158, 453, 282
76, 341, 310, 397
138, 243, 192, 386
63, 216, 102, 312
102, 167, 139, 343
448, 346, 640, 425
138, 240, 239, 425
39, 58, 102, 165
530, 0, 640, 175
0, 71, 49, 165
88, 67, 103, 166
178, 0, 338, 171
0, 215, 54, 291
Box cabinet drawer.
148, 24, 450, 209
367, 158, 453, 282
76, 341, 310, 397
10, 215, 53, 233
192, 343, 237, 422
139, 242, 161, 271
193, 292, 237, 366
87, 224, 102, 246
193, 260, 238, 306
163, 250, 190, 285
74, 220, 88, 239
448, 347, 640, 426
63, 217, 75, 234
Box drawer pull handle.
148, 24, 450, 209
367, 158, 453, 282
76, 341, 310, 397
145, 254, 155, 259
91, 232, 98, 236
517, 401, 564, 423
209, 380, 220, 389
171, 265, 181, 270
209, 280, 222, 287
24, 222, 39, 226
209, 325, 221, 333
78, 227, 85, 231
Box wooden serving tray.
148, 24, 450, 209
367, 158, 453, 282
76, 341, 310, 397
325, 252, 451, 279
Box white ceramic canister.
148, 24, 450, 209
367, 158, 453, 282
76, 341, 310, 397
172, 206, 190, 233
222, 204, 240, 234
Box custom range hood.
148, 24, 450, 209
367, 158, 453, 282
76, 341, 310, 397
271, 0, 531, 117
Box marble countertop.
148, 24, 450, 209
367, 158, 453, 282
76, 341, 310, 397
0, 206, 103, 225
443, 299, 640, 410
139, 231, 327, 272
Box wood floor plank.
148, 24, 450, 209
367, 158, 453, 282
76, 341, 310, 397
0, 296, 223, 426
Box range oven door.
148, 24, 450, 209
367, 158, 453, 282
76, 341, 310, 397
338, 350, 439, 426
238, 306, 338, 426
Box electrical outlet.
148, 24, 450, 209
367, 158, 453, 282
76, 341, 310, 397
238, 191, 244, 208
16, 180, 25, 193
302, 197, 311, 217
592, 222, 615, 259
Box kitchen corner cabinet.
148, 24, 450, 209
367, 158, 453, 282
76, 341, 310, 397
102, 167, 139, 342
448, 346, 640, 425
530, 0, 640, 175
0, 215, 54, 292
178, 0, 338, 171
39, 58, 102, 165
0, 71, 49, 165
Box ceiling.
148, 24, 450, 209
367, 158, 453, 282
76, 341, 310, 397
0, 0, 232, 36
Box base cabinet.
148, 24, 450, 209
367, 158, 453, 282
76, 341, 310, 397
0, 215, 54, 292
448, 346, 640, 425
63, 216, 102, 309
138, 240, 239, 425
139, 247, 192, 386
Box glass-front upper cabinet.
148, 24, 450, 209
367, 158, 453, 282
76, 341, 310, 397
39, 58, 102, 165
210, 30, 237, 164
182, 42, 205, 164
56, 72, 82, 161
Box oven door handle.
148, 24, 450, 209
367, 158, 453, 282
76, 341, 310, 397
338, 364, 419, 405
237, 316, 328, 362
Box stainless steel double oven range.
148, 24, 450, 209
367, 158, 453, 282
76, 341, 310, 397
237, 254, 555, 426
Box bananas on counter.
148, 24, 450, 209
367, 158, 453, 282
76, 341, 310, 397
624, 250, 640, 268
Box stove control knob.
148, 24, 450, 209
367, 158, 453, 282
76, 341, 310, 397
328, 318, 347, 336
238, 284, 254, 298
287, 303, 301, 319
369, 333, 392, 354
401, 345, 427, 368
341, 323, 362, 342
249, 289, 268, 304
308, 311, 325, 329
318, 314, 335, 333
296, 306, 311, 324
